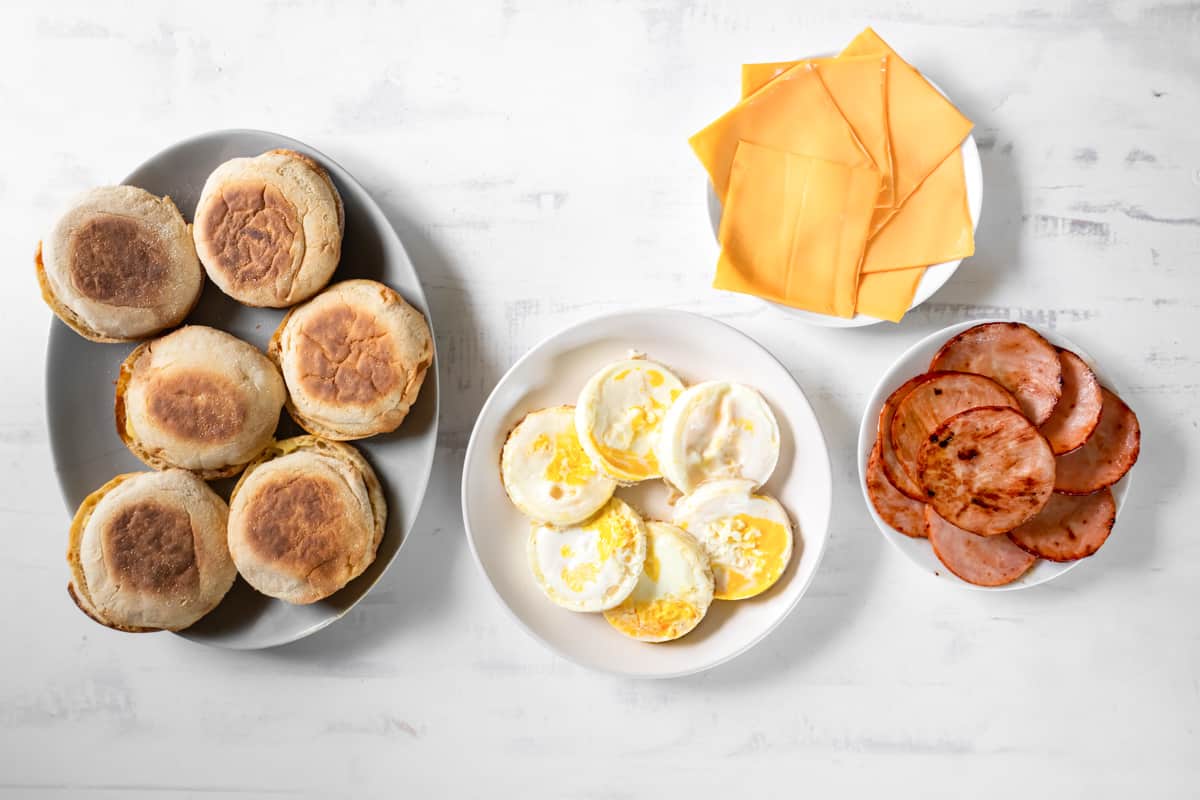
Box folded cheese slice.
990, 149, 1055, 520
741, 55, 894, 207
856, 266, 926, 322
862, 149, 974, 273
840, 28, 973, 233
715, 141, 880, 318
690, 62, 873, 202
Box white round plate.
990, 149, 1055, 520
706, 77, 982, 328
857, 319, 1134, 590
44, 129, 440, 648
462, 309, 832, 677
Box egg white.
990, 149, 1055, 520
603, 521, 714, 642
575, 359, 684, 483
673, 478, 794, 601
656, 381, 780, 493
527, 497, 647, 612
501, 406, 615, 526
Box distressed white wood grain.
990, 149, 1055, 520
1, 0, 1198, 796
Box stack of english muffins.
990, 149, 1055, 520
40, 148, 434, 634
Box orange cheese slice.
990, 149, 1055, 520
715, 141, 879, 318
740, 61, 799, 97
862, 149, 974, 273
841, 28, 973, 233
741, 55, 894, 207
690, 62, 873, 202
856, 266, 925, 322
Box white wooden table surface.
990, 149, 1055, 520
3, 1, 1198, 797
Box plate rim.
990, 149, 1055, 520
460, 306, 834, 678
855, 318, 1135, 591
43, 127, 441, 648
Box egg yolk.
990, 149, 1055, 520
643, 548, 661, 581
534, 431, 597, 487
606, 596, 699, 639
592, 390, 672, 479
594, 438, 659, 478
710, 513, 790, 600
558, 504, 640, 594
604, 531, 706, 640
590, 505, 640, 561
561, 562, 599, 593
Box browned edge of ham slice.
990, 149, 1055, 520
876, 373, 932, 501
1054, 388, 1141, 494
1008, 489, 1116, 561
866, 441, 926, 538
926, 505, 1037, 587
930, 321, 1064, 425
918, 406, 1056, 536
1040, 348, 1103, 455
889, 371, 1020, 488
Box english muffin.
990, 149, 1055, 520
227, 436, 386, 604
269, 280, 433, 440
116, 325, 287, 478
37, 185, 203, 342
193, 149, 344, 307
66, 470, 236, 632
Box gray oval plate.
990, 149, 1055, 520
44, 129, 440, 649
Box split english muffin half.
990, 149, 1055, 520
67, 470, 236, 632
193, 149, 344, 308
269, 279, 433, 440
36, 185, 203, 342
227, 436, 386, 604
115, 325, 287, 479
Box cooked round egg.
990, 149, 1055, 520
501, 406, 616, 526
674, 479, 793, 601
527, 497, 647, 612
603, 521, 714, 642
576, 359, 684, 483
656, 381, 780, 493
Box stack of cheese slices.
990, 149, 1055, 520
690, 28, 975, 322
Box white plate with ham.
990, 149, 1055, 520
857, 319, 1141, 590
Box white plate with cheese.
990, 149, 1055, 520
705, 80, 983, 328
461, 309, 833, 677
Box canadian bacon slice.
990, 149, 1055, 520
1008, 489, 1116, 561
889, 371, 1019, 486
1039, 348, 1103, 455
866, 441, 926, 538
918, 406, 1055, 536
926, 506, 1037, 587
929, 322, 1063, 424
1054, 388, 1141, 494
876, 373, 932, 500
